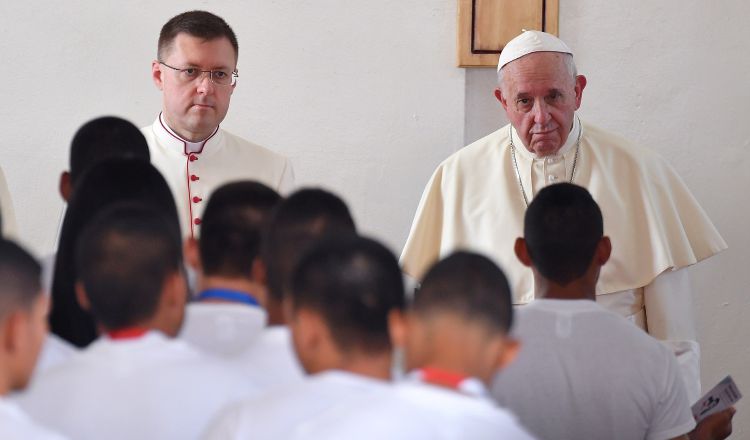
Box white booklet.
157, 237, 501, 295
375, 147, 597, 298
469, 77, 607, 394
691, 375, 742, 423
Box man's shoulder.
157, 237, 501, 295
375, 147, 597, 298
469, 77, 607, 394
582, 121, 668, 170
218, 129, 289, 164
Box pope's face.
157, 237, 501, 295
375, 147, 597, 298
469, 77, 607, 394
152, 33, 237, 142
495, 52, 586, 157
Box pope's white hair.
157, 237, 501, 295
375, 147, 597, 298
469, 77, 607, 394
497, 53, 577, 89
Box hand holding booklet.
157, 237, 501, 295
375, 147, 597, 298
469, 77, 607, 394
691, 375, 742, 423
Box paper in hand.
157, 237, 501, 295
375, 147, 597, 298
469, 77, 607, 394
691, 375, 742, 423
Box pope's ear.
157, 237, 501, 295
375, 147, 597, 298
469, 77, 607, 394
152, 60, 164, 90
494, 88, 509, 111
574, 74, 587, 109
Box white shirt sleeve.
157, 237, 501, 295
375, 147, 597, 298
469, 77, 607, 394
643, 267, 701, 404
645, 349, 696, 440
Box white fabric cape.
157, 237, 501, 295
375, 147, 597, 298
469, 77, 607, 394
401, 120, 726, 304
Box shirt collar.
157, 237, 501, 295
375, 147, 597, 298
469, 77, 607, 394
511, 114, 581, 162
408, 368, 489, 399
195, 288, 260, 307
155, 112, 220, 155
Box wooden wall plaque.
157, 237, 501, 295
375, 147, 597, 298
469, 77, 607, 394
457, 0, 559, 68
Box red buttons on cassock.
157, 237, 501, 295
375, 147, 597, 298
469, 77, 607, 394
194, 218, 202, 225
190, 175, 199, 181
192, 196, 203, 203
189, 154, 198, 162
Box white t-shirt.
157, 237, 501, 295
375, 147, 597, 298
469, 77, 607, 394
32, 334, 77, 378
300, 376, 536, 440
180, 301, 266, 357
0, 397, 67, 440
492, 299, 696, 440
204, 370, 391, 439
231, 325, 305, 391
17, 331, 260, 440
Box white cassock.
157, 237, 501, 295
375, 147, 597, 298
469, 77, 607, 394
492, 299, 696, 440
204, 370, 391, 440
0, 164, 18, 238
16, 331, 260, 440
296, 373, 536, 440
0, 397, 67, 440
179, 296, 267, 357
142, 113, 294, 239
230, 325, 305, 391
401, 117, 726, 402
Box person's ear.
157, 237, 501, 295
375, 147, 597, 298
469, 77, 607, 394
293, 309, 325, 353
183, 238, 201, 271
495, 337, 520, 371
494, 88, 510, 112
152, 60, 164, 90
251, 258, 267, 285
574, 74, 587, 109
514, 238, 532, 267
3, 311, 24, 354
596, 236, 612, 266
74, 281, 91, 311
59, 171, 72, 202
387, 309, 408, 349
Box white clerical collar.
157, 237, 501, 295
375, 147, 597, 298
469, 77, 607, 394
511, 115, 581, 161
158, 113, 219, 154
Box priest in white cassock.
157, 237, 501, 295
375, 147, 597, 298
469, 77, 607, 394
142, 11, 294, 239
400, 30, 726, 402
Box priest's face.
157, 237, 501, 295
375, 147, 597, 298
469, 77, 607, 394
152, 33, 237, 142
495, 52, 586, 157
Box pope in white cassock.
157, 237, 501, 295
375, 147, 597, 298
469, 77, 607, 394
141, 11, 294, 239
400, 30, 726, 402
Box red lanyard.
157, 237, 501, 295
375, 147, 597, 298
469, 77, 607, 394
107, 327, 149, 340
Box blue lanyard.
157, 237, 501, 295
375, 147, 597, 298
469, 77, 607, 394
196, 288, 260, 307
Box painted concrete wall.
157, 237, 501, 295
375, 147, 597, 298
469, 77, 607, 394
466, 1, 750, 436
0, 0, 747, 435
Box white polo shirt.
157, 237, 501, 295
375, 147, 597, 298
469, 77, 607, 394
17, 330, 260, 440
492, 299, 696, 440
179, 291, 267, 357
0, 397, 67, 440
232, 325, 305, 391
204, 370, 392, 439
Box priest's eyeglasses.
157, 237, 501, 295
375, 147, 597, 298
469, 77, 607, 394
159, 61, 238, 86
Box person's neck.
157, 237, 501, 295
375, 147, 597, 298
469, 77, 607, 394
162, 114, 214, 143
534, 272, 597, 301
198, 276, 262, 303
332, 352, 392, 381
265, 298, 286, 326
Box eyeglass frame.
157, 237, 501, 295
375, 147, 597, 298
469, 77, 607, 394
158, 61, 238, 86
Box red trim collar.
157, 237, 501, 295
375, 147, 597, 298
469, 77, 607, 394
107, 327, 149, 340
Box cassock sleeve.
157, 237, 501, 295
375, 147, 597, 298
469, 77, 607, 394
400, 165, 446, 280
643, 267, 701, 404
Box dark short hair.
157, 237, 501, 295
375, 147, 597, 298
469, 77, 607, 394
524, 183, 603, 285
0, 238, 41, 318
76, 203, 183, 330
50, 159, 179, 347
262, 188, 356, 302
69, 116, 150, 185
416, 251, 514, 333
291, 236, 405, 353
158, 10, 238, 61
199, 181, 281, 278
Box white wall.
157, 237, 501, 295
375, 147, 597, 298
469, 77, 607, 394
466, 1, 750, 436
1, 0, 748, 435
